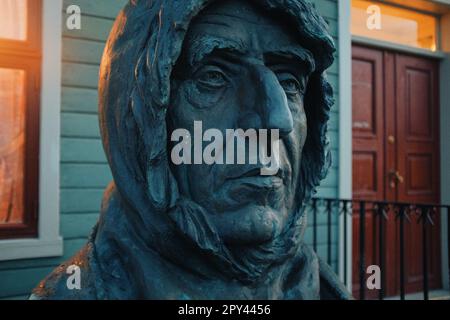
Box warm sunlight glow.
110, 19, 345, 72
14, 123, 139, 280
352, 0, 438, 51
0, 68, 26, 225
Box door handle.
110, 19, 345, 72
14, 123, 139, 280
389, 170, 404, 186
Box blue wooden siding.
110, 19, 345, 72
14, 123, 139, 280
0, 0, 340, 299
306, 0, 340, 273
0, 0, 125, 300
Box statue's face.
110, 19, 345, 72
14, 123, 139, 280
168, 0, 311, 245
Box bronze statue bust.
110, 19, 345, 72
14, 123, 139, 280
32, 0, 351, 300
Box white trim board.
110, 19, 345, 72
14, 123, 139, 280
440, 10, 450, 292
352, 36, 447, 59
0, 0, 63, 261
338, 0, 353, 292
434, 0, 450, 6
439, 55, 450, 290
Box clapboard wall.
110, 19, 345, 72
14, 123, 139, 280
305, 0, 341, 273
0, 0, 340, 299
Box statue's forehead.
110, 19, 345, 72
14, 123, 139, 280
196, 0, 273, 25
192, 0, 294, 31
185, 1, 302, 60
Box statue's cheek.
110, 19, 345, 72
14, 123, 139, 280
183, 80, 228, 110
287, 94, 305, 116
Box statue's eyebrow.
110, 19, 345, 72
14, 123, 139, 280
187, 35, 247, 67
264, 46, 316, 74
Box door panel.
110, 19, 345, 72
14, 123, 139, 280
352, 47, 385, 201
396, 55, 440, 203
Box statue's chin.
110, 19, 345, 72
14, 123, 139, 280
209, 204, 287, 246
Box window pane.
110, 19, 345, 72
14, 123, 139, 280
352, 0, 438, 51
0, 0, 27, 41
0, 68, 25, 225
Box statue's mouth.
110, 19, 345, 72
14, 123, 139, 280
225, 166, 284, 189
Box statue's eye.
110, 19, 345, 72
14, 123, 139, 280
196, 67, 228, 89
278, 73, 303, 96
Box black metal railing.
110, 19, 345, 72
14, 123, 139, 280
306, 198, 450, 300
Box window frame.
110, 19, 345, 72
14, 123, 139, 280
0, 0, 42, 239
0, 56, 40, 239
0, 0, 62, 260
0, 0, 42, 57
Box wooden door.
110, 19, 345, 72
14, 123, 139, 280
352, 45, 441, 298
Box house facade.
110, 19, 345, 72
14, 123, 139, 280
0, 0, 448, 299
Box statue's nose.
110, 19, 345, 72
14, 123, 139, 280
251, 65, 294, 138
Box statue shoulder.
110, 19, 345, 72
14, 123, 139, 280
29, 243, 101, 300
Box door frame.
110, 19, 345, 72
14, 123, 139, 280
338, 0, 450, 293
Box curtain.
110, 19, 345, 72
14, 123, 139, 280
0, 68, 26, 224
0, 0, 28, 224
0, 0, 27, 41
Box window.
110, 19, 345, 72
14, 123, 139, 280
0, 0, 41, 239
351, 0, 439, 51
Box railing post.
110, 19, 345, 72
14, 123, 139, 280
421, 206, 429, 301
343, 200, 348, 288
359, 201, 366, 300
312, 198, 317, 253
378, 203, 385, 300
327, 199, 332, 266
399, 205, 406, 300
